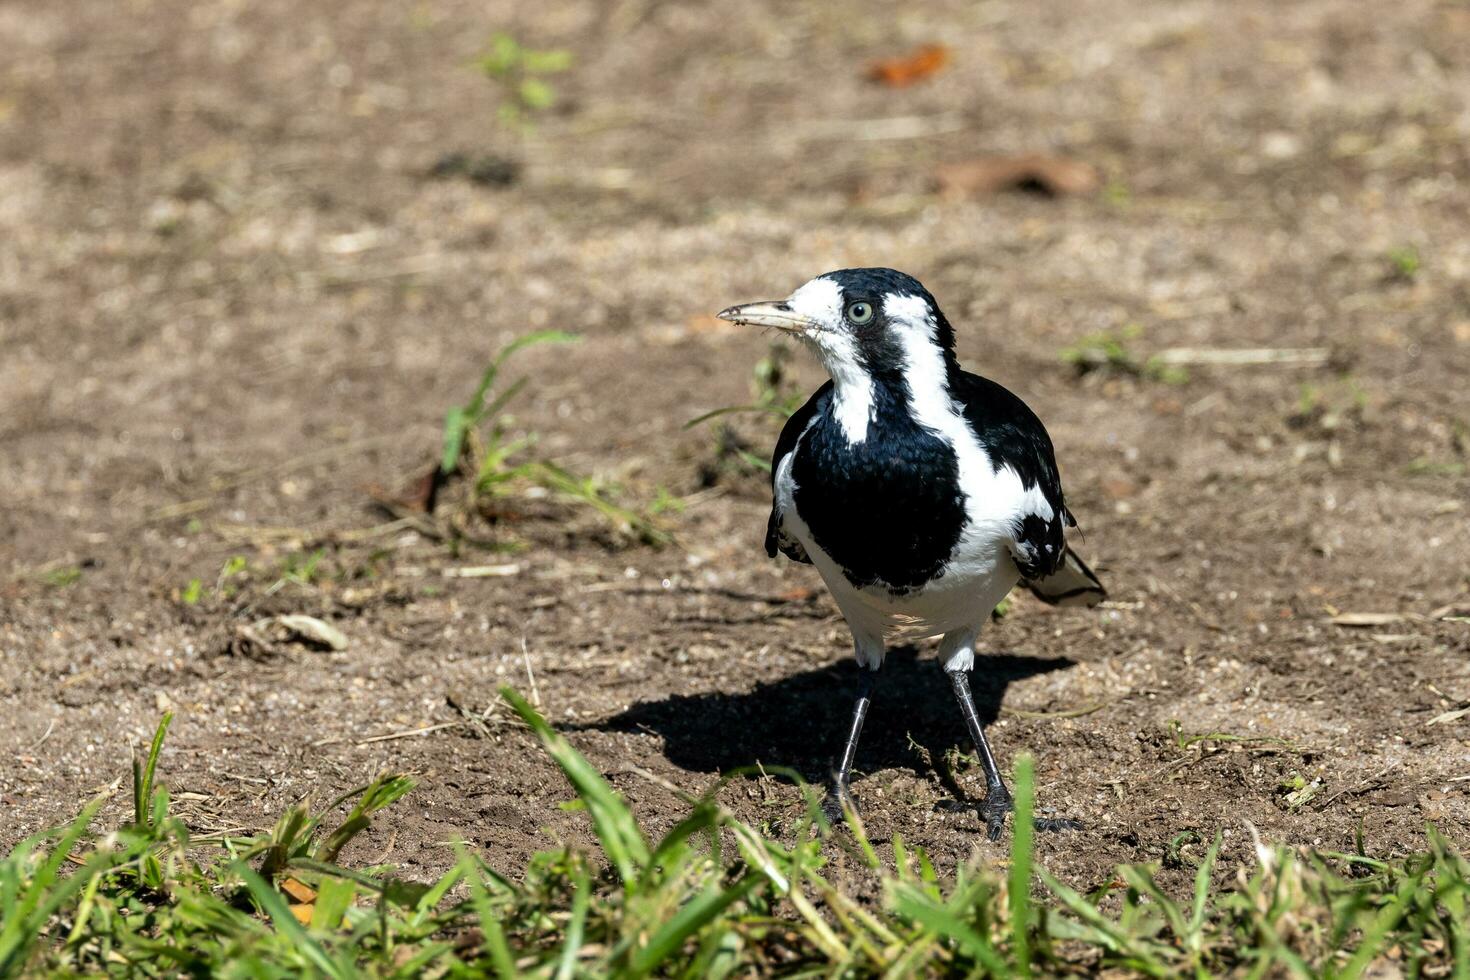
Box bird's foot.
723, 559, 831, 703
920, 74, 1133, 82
821, 783, 858, 825
979, 784, 1014, 841
951, 785, 1082, 840
1035, 815, 1086, 834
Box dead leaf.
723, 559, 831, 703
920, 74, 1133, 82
935, 155, 1101, 199
289, 903, 315, 925
282, 877, 317, 904
868, 44, 950, 87
368, 463, 446, 515
1329, 612, 1405, 627
273, 614, 349, 650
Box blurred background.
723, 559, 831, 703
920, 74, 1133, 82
2, 0, 1468, 875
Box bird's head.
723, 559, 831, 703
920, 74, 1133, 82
717, 268, 957, 387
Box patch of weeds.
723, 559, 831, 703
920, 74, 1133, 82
431, 34, 569, 187
1287, 374, 1370, 438
1277, 771, 1325, 811
10, 700, 1470, 976
181, 555, 250, 606
217, 555, 249, 592
437, 331, 670, 546
475, 32, 572, 133
344, 546, 394, 581
278, 548, 326, 587
1405, 457, 1467, 477
1168, 719, 1305, 756
1060, 323, 1190, 384
1385, 244, 1422, 282
518, 461, 671, 546
38, 565, 82, 589
1163, 829, 1205, 869
1101, 178, 1132, 209
440, 330, 577, 481
649, 485, 685, 515
1405, 416, 1469, 476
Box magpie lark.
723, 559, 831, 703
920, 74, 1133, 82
717, 268, 1105, 839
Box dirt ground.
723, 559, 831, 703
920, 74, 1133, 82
3, 0, 1469, 894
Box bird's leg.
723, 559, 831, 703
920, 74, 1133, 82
947, 668, 1014, 840
948, 668, 1084, 839
822, 667, 876, 822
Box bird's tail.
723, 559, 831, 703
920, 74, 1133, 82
1025, 546, 1106, 607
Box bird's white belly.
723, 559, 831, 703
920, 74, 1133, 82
775, 447, 1019, 641
842, 532, 1019, 639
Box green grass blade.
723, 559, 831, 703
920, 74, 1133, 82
553, 863, 591, 980
407, 862, 465, 928
1009, 754, 1035, 977
463, 852, 517, 978
388, 941, 453, 977
313, 774, 414, 864
310, 876, 358, 932
0, 797, 109, 974
628, 875, 761, 978
476, 375, 529, 430
491, 329, 579, 370
645, 804, 720, 889
1117, 866, 1187, 945
502, 686, 650, 886
682, 404, 788, 429
441, 406, 469, 474
1040, 868, 1173, 977
136, 712, 173, 828
734, 450, 772, 472
1190, 834, 1221, 932
1337, 870, 1422, 980
892, 882, 1008, 975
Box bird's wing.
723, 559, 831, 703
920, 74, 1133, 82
765, 382, 832, 564
951, 371, 1104, 606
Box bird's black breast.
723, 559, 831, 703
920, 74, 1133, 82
789, 385, 966, 593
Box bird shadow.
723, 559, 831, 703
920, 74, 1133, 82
576, 646, 1075, 785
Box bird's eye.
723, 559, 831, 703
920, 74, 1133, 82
845, 301, 874, 325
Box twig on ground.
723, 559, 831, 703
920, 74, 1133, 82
1313, 761, 1402, 811
27, 719, 56, 751
522, 637, 541, 709
312, 722, 462, 748
442, 563, 522, 578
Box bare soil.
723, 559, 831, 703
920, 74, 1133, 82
3, 0, 1469, 893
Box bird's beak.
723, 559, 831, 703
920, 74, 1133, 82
715, 301, 816, 335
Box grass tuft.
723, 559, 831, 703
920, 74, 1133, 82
4, 701, 1470, 975
1060, 323, 1190, 385
436, 330, 671, 546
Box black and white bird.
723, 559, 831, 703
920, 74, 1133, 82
717, 268, 1105, 838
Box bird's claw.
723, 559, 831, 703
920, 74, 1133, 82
973, 785, 1082, 839
980, 785, 1013, 841
821, 784, 858, 824
1035, 816, 1086, 833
